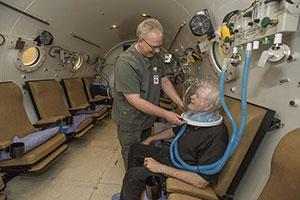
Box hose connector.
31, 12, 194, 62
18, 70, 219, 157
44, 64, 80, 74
246, 43, 252, 51
222, 58, 230, 70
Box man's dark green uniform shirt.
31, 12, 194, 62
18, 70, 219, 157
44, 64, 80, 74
112, 44, 166, 131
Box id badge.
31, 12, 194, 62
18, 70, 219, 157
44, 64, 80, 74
153, 74, 159, 84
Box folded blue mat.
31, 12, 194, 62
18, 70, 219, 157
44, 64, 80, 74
0, 126, 60, 161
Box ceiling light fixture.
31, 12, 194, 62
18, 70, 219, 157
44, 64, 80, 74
110, 25, 119, 29
141, 13, 151, 18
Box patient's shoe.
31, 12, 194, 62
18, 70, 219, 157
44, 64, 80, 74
111, 193, 121, 200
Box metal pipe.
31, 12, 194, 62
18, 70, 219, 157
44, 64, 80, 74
168, 21, 187, 51
0, 1, 50, 26
103, 39, 136, 59
70, 32, 101, 49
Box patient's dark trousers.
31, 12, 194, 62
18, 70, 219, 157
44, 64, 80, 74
120, 143, 171, 200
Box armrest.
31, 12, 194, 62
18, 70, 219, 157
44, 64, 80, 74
68, 104, 90, 114
0, 140, 12, 150
89, 96, 107, 103
166, 178, 218, 200
33, 116, 65, 128
69, 104, 90, 112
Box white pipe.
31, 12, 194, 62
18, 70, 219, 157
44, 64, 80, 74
274, 33, 283, 45
103, 39, 136, 59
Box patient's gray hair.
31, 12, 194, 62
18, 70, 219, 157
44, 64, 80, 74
136, 18, 164, 39
196, 81, 220, 111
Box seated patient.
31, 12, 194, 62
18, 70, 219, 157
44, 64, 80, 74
90, 74, 113, 105
116, 81, 228, 200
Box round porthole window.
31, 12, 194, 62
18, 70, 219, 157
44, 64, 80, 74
16, 45, 46, 72
21, 47, 40, 66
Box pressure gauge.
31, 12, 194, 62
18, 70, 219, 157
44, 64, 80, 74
40, 31, 53, 45
0, 33, 5, 46
189, 9, 215, 40
34, 31, 54, 45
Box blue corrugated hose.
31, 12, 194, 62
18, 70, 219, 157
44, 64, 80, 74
170, 47, 252, 175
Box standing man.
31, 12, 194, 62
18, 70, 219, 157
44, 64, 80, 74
112, 18, 183, 169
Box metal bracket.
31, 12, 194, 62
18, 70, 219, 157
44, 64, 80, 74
269, 117, 281, 131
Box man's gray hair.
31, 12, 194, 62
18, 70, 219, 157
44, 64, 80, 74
136, 18, 164, 39
196, 80, 220, 111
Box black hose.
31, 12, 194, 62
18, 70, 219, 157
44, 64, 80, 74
222, 10, 240, 24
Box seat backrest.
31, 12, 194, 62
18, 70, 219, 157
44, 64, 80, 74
0, 82, 36, 148
213, 97, 268, 196
62, 78, 89, 108
82, 77, 93, 101
26, 80, 70, 119
258, 128, 300, 200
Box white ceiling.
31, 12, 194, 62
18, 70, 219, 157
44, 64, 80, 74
1, 0, 195, 55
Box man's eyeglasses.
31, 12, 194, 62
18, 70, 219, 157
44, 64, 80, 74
141, 38, 161, 51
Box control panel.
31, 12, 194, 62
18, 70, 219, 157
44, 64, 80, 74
224, 0, 300, 46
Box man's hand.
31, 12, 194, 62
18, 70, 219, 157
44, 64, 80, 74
164, 111, 183, 126
142, 136, 154, 145
124, 93, 183, 126
144, 157, 164, 173
176, 100, 184, 112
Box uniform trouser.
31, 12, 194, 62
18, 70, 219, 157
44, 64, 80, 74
117, 126, 152, 169
120, 143, 171, 200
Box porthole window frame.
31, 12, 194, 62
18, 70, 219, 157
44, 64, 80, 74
16, 42, 46, 73
21, 46, 40, 66
71, 54, 84, 72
